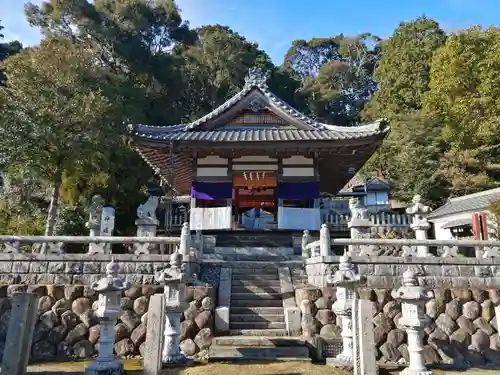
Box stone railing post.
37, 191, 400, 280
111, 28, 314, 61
154, 250, 194, 367
391, 269, 434, 375
179, 222, 191, 257
85, 259, 130, 375
300, 299, 314, 338
326, 253, 366, 370
195, 230, 204, 259
406, 195, 432, 257
301, 230, 311, 258
319, 224, 330, 257
348, 198, 373, 256
86, 195, 105, 254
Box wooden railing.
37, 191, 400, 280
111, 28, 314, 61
168, 211, 412, 230
323, 212, 411, 231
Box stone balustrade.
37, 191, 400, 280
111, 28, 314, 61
301, 228, 500, 260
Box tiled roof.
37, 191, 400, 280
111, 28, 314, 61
128, 68, 390, 141
129, 127, 387, 142
428, 187, 500, 219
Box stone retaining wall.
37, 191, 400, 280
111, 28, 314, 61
0, 284, 215, 362
296, 286, 500, 367
0, 254, 224, 288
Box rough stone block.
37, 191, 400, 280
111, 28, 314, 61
12, 261, 29, 274
29, 261, 48, 274
47, 262, 65, 274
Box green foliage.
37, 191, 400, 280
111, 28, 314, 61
284, 34, 381, 125
365, 16, 446, 118
174, 25, 274, 118
424, 26, 500, 196
488, 199, 500, 235
0, 169, 46, 235
1, 5, 500, 236
0, 20, 23, 85
361, 17, 447, 204
0, 38, 130, 235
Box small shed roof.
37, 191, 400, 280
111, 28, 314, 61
428, 187, 500, 220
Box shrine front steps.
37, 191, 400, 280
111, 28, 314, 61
229, 266, 286, 332
204, 247, 300, 261
208, 336, 311, 362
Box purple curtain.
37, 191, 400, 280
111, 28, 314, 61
191, 181, 232, 200
278, 181, 319, 200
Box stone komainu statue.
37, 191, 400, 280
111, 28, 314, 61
349, 198, 369, 220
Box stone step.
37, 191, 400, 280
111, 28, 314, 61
214, 247, 294, 255
232, 279, 282, 287
231, 274, 279, 280
231, 299, 282, 308
229, 328, 288, 336
230, 314, 285, 323
230, 306, 283, 314
205, 260, 304, 268
230, 321, 286, 330
231, 285, 281, 294
208, 346, 311, 362
213, 336, 306, 347
204, 255, 300, 262
231, 268, 279, 275
215, 234, 294, 248
231, 292, 282, 301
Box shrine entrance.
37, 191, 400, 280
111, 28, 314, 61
233, 172, 278, 229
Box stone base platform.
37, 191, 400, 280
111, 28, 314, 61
209, 336, 311, 362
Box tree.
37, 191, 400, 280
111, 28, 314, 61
364, 16, 446, 118
0, 20, 23, 84
488, 199, 500, 237
25, 0, 197, 124
174, 25, 274, 119
361, 17, 447, 204
424, 26, 500, 196
284, 34, 381, 125
0, 38, 126, 238
0, 168, 46, 235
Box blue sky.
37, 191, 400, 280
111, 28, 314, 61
2, 0, 500, 63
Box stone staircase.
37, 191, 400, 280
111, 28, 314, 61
230, 265, 286, 335
209, 262, 310, 362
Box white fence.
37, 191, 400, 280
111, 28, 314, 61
168, 211, 412, 230
323, 212, 411, 230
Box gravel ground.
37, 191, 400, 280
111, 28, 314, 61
22, 360, 500, 375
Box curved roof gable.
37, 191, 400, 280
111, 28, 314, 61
129, 67, 389, 138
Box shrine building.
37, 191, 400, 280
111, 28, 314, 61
129, 68, 389, 232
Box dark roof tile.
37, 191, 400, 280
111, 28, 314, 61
428, 187, 500, 219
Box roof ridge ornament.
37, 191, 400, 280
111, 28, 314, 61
244, 67, 269, 88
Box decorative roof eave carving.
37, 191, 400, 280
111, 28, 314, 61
127, 67, 390, 137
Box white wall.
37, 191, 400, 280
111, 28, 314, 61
431, 210, 497, 240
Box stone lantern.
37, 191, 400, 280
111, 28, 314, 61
155, 249, 194, 366
391, 269, 434, 375
406, 195, 432, 257
326, 253, 366, 370
85, 259, 130, 375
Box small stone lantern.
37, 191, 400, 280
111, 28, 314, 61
391, 269, 434, 375
326, 253, 366, 370
85, 259, 130, 375
155, 250, 194, 366
406, 195, 432, 257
